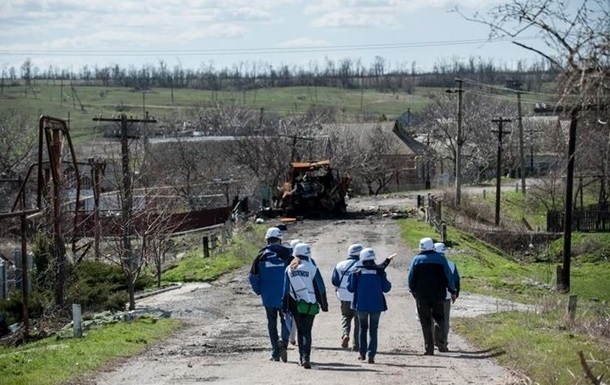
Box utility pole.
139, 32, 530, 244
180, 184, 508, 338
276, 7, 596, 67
560, 109, 579, 293
491, 117, 512, 226
19, 177, 29, 336
93, 113, 156, 309
446, 78, 464, 206
517, 90, 526, 194
89, 158, 106, 261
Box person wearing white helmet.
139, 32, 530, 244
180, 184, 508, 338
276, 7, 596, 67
433, 242, 460, 352
248, 227, 293, 362
407, 237, 457, 356
331, 243, 363, 351
347, 247, 392, 364
282, 242, 328, 369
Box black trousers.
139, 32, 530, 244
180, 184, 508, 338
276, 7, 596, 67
415, 298, 446, 353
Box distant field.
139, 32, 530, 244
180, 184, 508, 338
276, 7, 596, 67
0, 82, 437, 142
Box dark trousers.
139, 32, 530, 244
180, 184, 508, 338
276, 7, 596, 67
415, 298, 446, 353
340, 301, 359, 349
434, 299, 451, 349
293, 311, 315, 363
265, 306, 288, 360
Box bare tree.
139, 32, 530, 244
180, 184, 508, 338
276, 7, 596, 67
416, 92, 517, 184
351, 125, 405, 195
0, 112, 37, 177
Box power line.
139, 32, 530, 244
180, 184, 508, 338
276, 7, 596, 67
0, 36, 542, 57
462, 89, 542, 105
462, 77, 572, 98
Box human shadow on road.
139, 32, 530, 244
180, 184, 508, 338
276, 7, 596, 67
445, 346, 506, 360
382, 362, 448, 369
314, 362, 378, 372
316, 347, 422, 357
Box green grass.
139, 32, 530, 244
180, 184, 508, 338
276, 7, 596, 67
1, 83, 436, 142
0, 317, 181, 385
454, 310, 610, 385
468, 188, 548, 230
398, 218, 610, 385
161, 224, 263, 283
399, 218, 539, 299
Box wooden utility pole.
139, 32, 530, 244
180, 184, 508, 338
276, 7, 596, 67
93, 114, 156, 309
491, 117, 512, 226
559, 109, 579, 292
517, 91, 526, 194
89, 159, 106, 261
446, 78, 464, 206
19, 178, 29, 336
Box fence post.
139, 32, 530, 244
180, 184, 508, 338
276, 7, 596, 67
483, 189, 486, 199
0, 260, 5, 300
13, 249, 32, 294
73, 304, 83, 338
567, 295, 577, 324
203, 236, 210, 258
441, 222, 447, 243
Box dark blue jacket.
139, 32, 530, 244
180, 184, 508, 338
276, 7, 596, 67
347, 261, 391, 313
248, 244, 292, 308
407, 251, 456, 302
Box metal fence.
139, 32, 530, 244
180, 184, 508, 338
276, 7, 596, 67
547, 209, 610, 232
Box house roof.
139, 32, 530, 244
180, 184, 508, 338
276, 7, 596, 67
319, 121, 426, 155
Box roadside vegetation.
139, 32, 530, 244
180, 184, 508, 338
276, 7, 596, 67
398, 216, 610, 385
0, 223, 263, 385
0, 317, 180, 385
161, 223, 263, 283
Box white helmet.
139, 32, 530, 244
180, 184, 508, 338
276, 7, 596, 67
419, 237, 434, 252
293, 242, 312, 258
348, 243, 363, 257
359, 247, 376, 262
265, 227, 283, 240
434, 242, 447, 255
289, 239, 302, 248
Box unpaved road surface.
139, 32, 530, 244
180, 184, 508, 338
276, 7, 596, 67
83, 203, 526, 385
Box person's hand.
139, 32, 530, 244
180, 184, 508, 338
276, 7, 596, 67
451, 293, 457, 304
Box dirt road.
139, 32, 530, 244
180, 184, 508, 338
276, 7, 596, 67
83, 209, 525, 385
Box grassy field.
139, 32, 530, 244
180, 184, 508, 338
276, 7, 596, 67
0, 317, 181, 385
0, 82, 435, 143
398, 218, 610, 385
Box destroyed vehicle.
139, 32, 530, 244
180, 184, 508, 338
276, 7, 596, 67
279, 160, 351, 216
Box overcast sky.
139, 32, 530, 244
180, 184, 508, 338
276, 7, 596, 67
0, 0, 547, 74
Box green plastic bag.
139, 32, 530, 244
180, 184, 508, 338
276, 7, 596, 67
296, 300, 320, 316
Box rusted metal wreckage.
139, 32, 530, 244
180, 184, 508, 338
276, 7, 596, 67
277, 159, 351, 217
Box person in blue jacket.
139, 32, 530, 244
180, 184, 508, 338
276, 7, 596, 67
433, 242, 460, 352
347, 247, 392, 364
407, 237, 457, 356
282, 242, 328, 369
248, 227, 293, 362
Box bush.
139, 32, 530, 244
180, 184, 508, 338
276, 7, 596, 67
0, 290, 52, 325
66, 261, 126, 312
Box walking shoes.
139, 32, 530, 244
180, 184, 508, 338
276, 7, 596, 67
341, 335, 349, 349
279, 341, 288, 363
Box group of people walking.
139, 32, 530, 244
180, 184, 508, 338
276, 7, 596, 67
248, 227, 460, 369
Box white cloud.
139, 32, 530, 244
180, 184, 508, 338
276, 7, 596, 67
176, 24, 248, 42
311, 11, 396, 28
